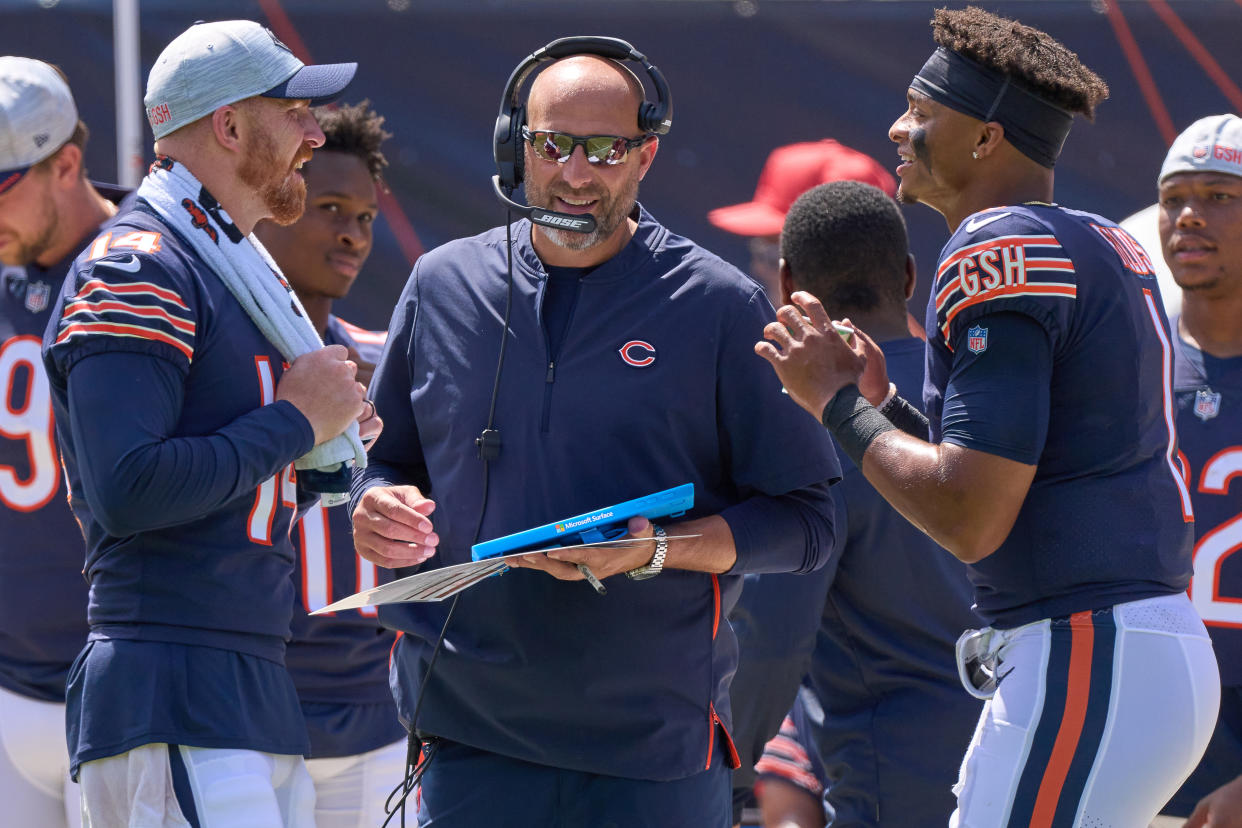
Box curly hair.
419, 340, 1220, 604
312, 100, 392, 183
781, 181, 909, 316
932, 6, 1109, 120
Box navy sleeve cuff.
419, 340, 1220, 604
721, 482, 836, 574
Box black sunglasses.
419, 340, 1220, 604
522, 128, 650, 166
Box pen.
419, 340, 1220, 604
577, 563, 607, 596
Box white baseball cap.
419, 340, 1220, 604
0, 56, 78, 195
144, 20, 356, 140
1159, 114, 1242, 183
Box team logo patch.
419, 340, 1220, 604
265, 28, 293, 54
619, 340, 656, 367
1194, 388, 1221, 421
967, 325, 988, 354
181, 198, 218, 244
24, 280, 50, 313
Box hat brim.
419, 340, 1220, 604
0, 167, 31, 196
707, 202, 786, 237
264, 62, 357, 106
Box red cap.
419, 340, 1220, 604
708, 139, 896, 237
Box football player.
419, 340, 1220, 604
0, 57, 126, 828
42, 22, 367, 825
758, 8, 1219, 825
255, 100, 406, 828
1153, 114, 1242, 828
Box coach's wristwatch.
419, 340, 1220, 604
625, 524, 668, 581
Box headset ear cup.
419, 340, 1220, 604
493, 110, 516, 191
637, 101, 658, 135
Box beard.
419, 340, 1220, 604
239, 124, 307, 226
525, 171, 639, 251
0, 207, 58, 267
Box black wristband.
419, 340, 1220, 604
879, 393, 931, 440
820, 384, 895, 467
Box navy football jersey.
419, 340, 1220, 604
286, 315, 402, 758
44, 205, 312, 659
925, 204, 1194, 627
1173, 323, 1242, 687
0, 185, 126, 702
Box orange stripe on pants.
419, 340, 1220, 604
1030, 611, 1096, 828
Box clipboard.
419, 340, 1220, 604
311, 484, 695, 613
470, 483, 693, 560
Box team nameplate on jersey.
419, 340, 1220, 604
1195, 388, 1221, 422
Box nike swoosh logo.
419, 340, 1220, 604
95, 255, 142, 273
964, 212, 1012, 233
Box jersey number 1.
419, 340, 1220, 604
247, 356, 296, 544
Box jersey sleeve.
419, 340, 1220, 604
933, 211, 1076, 352
48, 242, 197, 376
938, 311, 1053, 465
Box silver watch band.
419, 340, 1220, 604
626, 523, 668, 580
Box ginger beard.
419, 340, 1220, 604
0, 169, 59, 267
239, 122, 310, 227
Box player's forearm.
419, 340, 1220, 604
67, 353, 313, 536
859, 432, 1018, 563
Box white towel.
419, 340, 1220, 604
136, 158, 366, 478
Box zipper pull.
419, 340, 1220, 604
546, 361, 555, 383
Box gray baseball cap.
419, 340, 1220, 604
0, 56, 78, 195
1159, 113, 1242, 184
144, 20, 356, 140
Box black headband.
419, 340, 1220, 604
910, 47, 1074, 169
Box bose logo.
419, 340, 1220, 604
619, 340, 656, 367
534, 212, 591, 229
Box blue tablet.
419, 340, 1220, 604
470, 483, 694, 562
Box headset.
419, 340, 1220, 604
491, 35, 673, 232
385, 40, 673, 826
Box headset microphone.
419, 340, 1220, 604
490, 176, 597, 234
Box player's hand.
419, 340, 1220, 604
352, 485, 438, 569
276, 345, 366, 445
511, 516, 660, 581
1184, 775, 1242, 828
358, 399, 382, 450
755, 291, 867, 422
851, 324, 891, 406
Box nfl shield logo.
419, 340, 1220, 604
24, 280, 50, 313
1194, 388, 1221, 421
967, 325, 988, 354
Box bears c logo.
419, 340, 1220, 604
619, 340, 656, 367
